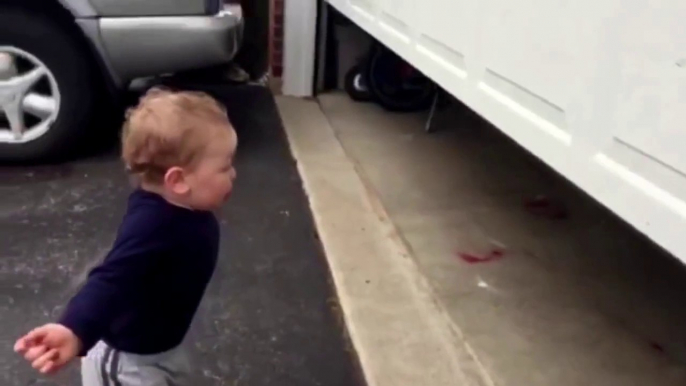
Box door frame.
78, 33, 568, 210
282, 0, 318, 96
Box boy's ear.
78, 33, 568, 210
164, 167, 190, 195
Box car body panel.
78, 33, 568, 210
84, 0, 208, 17
58, 0, 97, 17
97, 4, 243, 81
60, 0, 243, 85
73, 18, 124, 88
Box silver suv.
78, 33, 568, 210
0, 0, 243, 161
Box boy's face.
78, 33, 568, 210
166, 129, 237, 211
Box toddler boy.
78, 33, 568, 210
14, 88, 237, 385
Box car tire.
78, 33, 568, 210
0, 7, 99, 162
365, 43, 436, 113
344, 64, 372, 102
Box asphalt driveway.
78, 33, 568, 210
0, 85, 363, 386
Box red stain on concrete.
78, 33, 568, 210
457, 248, 505, 264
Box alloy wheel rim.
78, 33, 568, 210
0, 46, 61, 144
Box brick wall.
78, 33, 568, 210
269, 0, 284, 78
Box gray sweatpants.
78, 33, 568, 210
81, 341, 191, 386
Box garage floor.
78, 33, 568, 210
0, 86, 363, 386
282, 92, 686, 386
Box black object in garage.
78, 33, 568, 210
233, 0, 270, 79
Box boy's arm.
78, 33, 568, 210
57, 228, 166, 356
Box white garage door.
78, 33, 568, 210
327, 0, 686, 262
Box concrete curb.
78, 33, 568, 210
276, 96, 493, 386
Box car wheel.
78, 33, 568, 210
344, 64, 372, 102
365, 43, 436, 113
0, 7, 98, 162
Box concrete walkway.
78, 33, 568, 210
278, 96, 491, 386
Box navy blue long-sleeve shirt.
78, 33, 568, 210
58, 189, 220, 355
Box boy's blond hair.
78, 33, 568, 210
121, 88, 234, 183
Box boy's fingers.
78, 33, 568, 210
14, 328, 45, 353
39, 361, 55, 374
32, 348, 58, 371
14, 338, 27, 353
18, 327, 47, 351
23, 345, 48, 362
24, 326, 49, 343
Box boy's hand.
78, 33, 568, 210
14, 324, 81, 374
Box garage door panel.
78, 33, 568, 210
326, 0, 686, 260
415, 0, 470, 60
614, 4, 686, 177
348, 0, 378, 19
479, 0, 619, 115
377, 0, 414, 31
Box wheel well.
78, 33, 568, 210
1, 0, 120, 100
1, 0, 75, 26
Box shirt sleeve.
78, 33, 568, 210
58, 214, 168, 356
